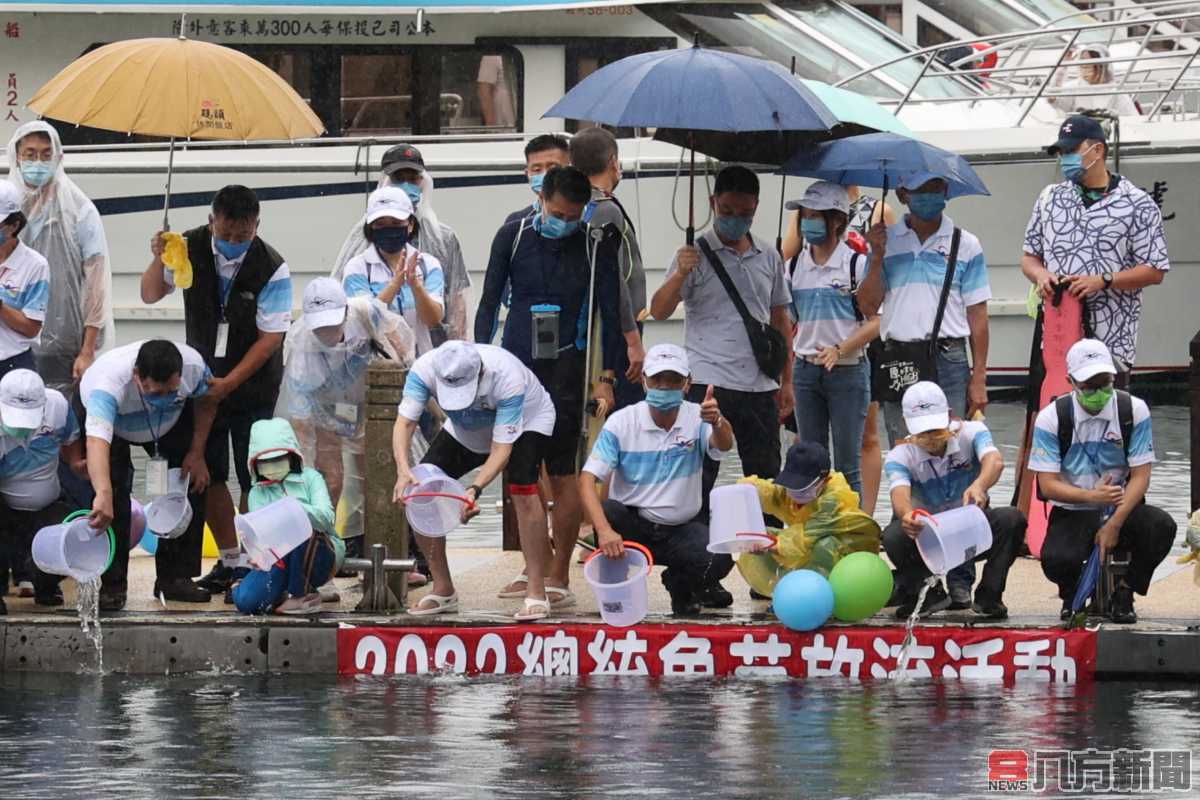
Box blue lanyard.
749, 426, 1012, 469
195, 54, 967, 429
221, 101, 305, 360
137, 390, 165, 457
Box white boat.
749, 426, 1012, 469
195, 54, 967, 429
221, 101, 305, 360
2, 0, 1197, 383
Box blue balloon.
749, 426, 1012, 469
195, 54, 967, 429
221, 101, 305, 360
773, 569, 835, 632
140, 530, 159, 555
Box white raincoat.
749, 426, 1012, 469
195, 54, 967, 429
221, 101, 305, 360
332, 171, 471, 341
5, 121, 114, 392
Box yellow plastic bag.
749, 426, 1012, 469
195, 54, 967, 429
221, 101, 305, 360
161, 231, 193, 289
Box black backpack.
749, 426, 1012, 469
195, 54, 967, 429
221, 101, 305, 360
1036, 390, 1134, 500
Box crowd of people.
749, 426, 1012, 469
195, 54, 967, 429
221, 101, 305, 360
0, 112, 1177, 623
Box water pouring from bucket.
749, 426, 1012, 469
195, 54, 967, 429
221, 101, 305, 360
583, 541, 654, 627
707, 484, 776, 554
32, 510, 115, 583
913, 506, 992, 576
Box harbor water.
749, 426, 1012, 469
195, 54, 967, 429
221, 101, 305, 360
0, 673, 1198, 799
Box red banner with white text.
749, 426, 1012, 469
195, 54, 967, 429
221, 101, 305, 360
338, 624, 1096, 682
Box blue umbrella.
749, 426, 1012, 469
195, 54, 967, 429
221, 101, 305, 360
779, 132, 990, 199
1071, 543, 1103, 615
544, 44, 839, 242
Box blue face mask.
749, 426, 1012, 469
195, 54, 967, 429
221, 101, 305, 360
0, 228, 6, 247
144, 393, 178, 411
800, 217, 828, 244
396, 182, 422, 206
645, 388, 685, 412
1059, 154, 1085, 183
373, 226, 409, 254
907, 192, 947, 221
529, 172, 546, 195
535, 212, 580, 240
214, 237, 252, 260
19, 161, 53, 188
715, 214, 753, 242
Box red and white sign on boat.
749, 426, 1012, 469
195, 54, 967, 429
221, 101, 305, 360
338, 624, 1097, 682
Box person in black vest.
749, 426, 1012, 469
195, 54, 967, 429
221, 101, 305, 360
141, 185, 293, 597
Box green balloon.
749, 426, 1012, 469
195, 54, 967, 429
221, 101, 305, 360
829, 551, 894, 622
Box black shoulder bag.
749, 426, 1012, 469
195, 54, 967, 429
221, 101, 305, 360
874, 227, 962, 403
697, 237, 789, 382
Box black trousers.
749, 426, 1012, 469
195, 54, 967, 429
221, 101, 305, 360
0, 496, 73, 593
75, 398, 209, 594
1041, 504, 1175, 601
601, 499, 733, 601
686, 383, 781, 518
883, 506, 1026, 604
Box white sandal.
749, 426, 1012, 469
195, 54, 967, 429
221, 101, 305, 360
546, 586, 576, 609
408, 592, 459, 616
514, 596, 550, 622
497, 574, 528, 599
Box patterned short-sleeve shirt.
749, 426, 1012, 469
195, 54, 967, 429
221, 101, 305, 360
1023, 177, 1169, 366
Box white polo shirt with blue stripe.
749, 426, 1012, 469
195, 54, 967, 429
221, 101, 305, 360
343, 244, 445, 357
163, 239, 294, 334
790, 241, 867, 357
583, 401, 726, 526
1028, 392, 1154, 510
0, 242, 50, 360
0, 388, 79, 511
877, 215, 990, 342
399, 343, 554, 455
80, 341, 212, 444
884, 420, 998, 513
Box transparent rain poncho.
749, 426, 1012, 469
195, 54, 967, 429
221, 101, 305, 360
332, 171, 472, 340
279, 297, 420, 539
5, 121, 114, 392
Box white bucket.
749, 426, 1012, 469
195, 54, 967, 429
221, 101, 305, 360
145, 493, 193, 539
403, 463, 469, 538
32, 519, 112, 581
235, 496, 314, 571
167, 467, 189, 495
916, 505, 993, 575
583, 542, 653, 627
707, 484, 773, 554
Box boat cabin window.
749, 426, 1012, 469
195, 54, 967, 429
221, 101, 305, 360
55, 43, 523, 145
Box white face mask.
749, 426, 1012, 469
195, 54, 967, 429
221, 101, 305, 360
257, 457, 291, 481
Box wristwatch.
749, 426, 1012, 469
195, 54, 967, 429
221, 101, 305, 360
1102, 271, 1114, 290
597, 375, 616, 385
467, 484, 483, 502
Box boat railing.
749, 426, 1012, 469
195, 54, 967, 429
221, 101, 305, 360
836, 3, 1200, 125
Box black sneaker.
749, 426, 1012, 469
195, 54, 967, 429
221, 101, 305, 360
671, 594, 702, 616
0, 596, 6, 615
699, 584, 733, 608
894, 583, 950, 620
99, 591, 126, 612
153, 578, 212, 603
749, 588, 770, 601
337, 536, 364, 578
947, 583, 972, 610
972, 598, 1009, 620
1109, 587, 1137, 624
196, 562, 249, 594
34, 587, 64, 607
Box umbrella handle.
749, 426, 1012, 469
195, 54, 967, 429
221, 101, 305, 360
162, 136, 175, 233
687, 134, 696, 246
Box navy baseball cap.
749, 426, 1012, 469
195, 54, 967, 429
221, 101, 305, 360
382, 143, 426, 175
1047, 115, 1106, 155
776, 441, 831, 490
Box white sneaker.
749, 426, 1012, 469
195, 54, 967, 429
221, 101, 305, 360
276, 593, 322, 615
318, 582, 340, 603
16, 581, 34, 598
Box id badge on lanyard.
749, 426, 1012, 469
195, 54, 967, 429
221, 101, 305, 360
215, 322, 230, 358
146, 456, 169, 497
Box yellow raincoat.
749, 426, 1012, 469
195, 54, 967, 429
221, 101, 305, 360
736, 472, 882, 597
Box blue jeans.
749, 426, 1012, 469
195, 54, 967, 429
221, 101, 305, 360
881, 340, 976, 593
792, 357, 870, 494
233, 535, 335, 614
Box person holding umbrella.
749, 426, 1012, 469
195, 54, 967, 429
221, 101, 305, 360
651, 165, 793, 507
140, 185, 293, 597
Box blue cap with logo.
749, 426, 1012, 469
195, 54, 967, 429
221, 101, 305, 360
1047, 115, 1107, 155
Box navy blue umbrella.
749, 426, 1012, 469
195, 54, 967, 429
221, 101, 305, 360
1071, 543, 1103, 615
779, 132, 990, 199
544, 44, 839, 242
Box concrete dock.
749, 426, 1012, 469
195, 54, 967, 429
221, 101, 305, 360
1, 547, 1197, 678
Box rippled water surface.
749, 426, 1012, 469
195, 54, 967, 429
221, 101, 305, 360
1, 674, 1198, 799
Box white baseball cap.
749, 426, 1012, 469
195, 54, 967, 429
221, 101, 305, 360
902, 381, 950, 435
1067, 338, 1117, 382
432, 340, 483, 411
785, 181, 849, 214
366, 186, 414, 224
643, 343, 690, 378
303, 277, 347, 330
0, 369, 46, 429
0, 182, 22, 219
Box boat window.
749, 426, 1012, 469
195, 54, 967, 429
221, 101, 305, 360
442, 50, 520, 133
340, 53, 416, 135
562, 38, 675, 136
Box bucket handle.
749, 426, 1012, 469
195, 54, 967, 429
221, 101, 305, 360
62, 509, 117, 573
734, 531, 777, 551
399, 491, 477, 510
911, 509, 935, 527
584, 539, 654, 572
